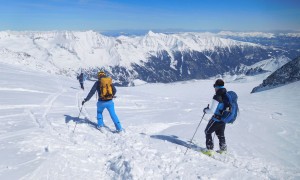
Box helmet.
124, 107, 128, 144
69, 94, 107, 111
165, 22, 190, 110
98, 71, 106, 78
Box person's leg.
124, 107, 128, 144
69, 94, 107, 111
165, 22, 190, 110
106, 100, 122, 131
215, 123, 227, 151
97, 101, 105, 127
204, 119, 216, 150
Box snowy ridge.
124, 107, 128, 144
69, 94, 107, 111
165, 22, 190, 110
218, 31, 300, 38
251, 57, 300, 93
244, 56, 291, 72
236, 56, 291, 76
214, 56, 291, 83
218, 31, 276, 38
279, 32, 300, 37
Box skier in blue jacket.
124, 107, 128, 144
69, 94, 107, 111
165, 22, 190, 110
82, 71, 123, 132
202, 79, 227, 155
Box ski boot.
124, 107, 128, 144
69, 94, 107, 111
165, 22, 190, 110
202, 149, 215, 157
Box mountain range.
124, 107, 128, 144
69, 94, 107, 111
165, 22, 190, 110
0, 31, 299, 86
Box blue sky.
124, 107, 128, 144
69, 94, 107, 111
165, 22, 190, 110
0, 0, 299, 32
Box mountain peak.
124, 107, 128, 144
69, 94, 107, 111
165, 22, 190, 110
147, 30, 157, 36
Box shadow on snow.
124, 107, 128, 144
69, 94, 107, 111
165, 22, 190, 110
149, 134, 205, 152
64, 114, 97, 128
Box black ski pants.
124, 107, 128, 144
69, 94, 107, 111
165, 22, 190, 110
204, 118, 227, 150
80, 82, 84, 90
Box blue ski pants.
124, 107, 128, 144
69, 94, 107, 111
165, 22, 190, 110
97, 100, 122, 131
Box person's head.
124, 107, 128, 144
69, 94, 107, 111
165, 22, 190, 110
98, 70, 106, 79
213, 79, 224, 92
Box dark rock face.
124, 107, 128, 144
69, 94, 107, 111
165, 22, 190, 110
251, 57, 300, 93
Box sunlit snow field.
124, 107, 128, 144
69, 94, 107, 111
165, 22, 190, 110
0, 63, 299, 179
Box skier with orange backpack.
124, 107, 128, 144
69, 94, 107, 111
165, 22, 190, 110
82, 71, 123, 133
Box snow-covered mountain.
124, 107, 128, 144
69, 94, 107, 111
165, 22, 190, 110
251, 57, 300, 93
0, 31, 299, 86
218, 31, 300, 38
218, 31, 300, 52
222, 56, 291, 78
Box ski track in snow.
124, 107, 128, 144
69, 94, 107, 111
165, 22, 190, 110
21, 92, 287, 180
0, 64, 299, 179
0, 87, 50, 94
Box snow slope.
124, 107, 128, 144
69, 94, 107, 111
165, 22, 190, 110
0, 63, 299, 179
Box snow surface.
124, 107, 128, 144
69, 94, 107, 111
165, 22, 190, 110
0, 63, 299, 179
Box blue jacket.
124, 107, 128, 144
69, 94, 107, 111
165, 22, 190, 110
84, 78, 117, 102
206, 87, 227, 122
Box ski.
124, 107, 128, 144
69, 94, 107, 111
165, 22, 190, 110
201, 150, 215, 157
201, 150, 227, 157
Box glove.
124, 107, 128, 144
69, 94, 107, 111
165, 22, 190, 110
82, 99, 86, 105
203, 107, 209, 113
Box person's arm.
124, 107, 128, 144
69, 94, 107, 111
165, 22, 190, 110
84, 82, 98, 102
204, 99, 219, 114
203, 93, 223, 114
112, 85, 117, 96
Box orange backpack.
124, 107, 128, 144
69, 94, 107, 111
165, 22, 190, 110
100, 77, 113, 100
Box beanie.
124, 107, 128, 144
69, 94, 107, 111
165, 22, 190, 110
214, 79, 224, 87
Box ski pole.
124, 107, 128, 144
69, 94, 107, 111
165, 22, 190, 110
184, 104, 209, 155
73, 105, 83, 133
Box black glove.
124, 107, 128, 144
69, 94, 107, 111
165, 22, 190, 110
82, 99, 86, 105
203, 104, 210, 113
203, 107, 209, 113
